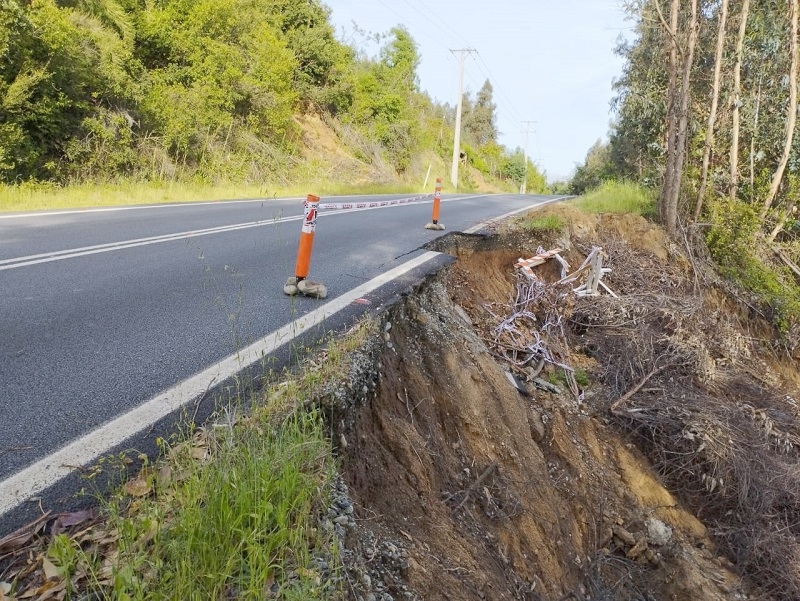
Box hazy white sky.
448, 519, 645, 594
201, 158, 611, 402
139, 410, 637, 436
322, 0, 632, 182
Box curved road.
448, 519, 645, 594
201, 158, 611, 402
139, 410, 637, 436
0, 191, 563, 532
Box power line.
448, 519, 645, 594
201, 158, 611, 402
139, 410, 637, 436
372, 0, 459, 59
473, 53, 525, 124
402, 0, 473, 49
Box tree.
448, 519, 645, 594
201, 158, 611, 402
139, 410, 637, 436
694, 0, 728, 221
0, 0, 138, 181
570, 140, 613, 195
379, 25, 419, 91
762, 0, 799, 218
655, 0, 698, 236
729, 0, 750, 200
462, 80, 498, 147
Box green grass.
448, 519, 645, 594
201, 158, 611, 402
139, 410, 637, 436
0, 179, 427, 214
706, 198, 800, 337
521, 214, 566, 232
35, 322, 376, 601
150, 410, 331, 600
571, 181, 656, 217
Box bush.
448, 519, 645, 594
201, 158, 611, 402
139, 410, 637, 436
706, 198, 800, 337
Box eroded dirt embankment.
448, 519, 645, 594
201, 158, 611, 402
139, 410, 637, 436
327, 205, 800, 601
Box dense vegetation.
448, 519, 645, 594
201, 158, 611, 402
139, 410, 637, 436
570, 0, 800, 345
0, 0, 545, 193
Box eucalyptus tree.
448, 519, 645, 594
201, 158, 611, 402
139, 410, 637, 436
655, 0, 698, 236
695, 0, 728, 220
762, 0, 799, 218
462, 80, 499, 147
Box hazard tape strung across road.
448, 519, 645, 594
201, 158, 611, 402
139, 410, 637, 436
318, 193, 432, 211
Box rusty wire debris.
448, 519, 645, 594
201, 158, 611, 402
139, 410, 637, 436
482, 246, 617, 402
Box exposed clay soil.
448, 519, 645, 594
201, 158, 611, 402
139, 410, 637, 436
332, 204, 800, 601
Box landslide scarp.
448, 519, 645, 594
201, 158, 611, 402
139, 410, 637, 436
327, 206, 791, 600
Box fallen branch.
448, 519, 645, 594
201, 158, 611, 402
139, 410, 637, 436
773, 246, 800, 281
610, 365, 668, 414
456, 462, 498, 510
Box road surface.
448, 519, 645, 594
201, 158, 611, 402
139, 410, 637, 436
0, 191, 564, 531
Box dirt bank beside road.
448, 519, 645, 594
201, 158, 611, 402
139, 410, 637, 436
333, 204, 799, 600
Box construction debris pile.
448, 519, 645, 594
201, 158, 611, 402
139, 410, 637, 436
484, 246, 617, 402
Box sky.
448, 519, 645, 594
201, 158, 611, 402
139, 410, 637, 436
322, 0, 633, 182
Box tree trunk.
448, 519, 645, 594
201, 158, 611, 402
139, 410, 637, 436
694, 0, 728, 221
666, 0, 698, 236
730, 0, 751, 200
750, 71, 763, 201
659, 0, 680, 231
761, 0, 799, 219
768, 202, 796, 241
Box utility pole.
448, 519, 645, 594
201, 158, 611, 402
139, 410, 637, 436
450, 48, 476, 189
520, 120, 536, 194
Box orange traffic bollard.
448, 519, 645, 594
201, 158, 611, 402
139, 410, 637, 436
432, 177, 442, 224
284, 194, 328, 299
424, 178, 445, 231
295, 194, 319, 281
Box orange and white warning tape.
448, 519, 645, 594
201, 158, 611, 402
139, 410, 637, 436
318, 194, 431, 211
515, 248, 563, 278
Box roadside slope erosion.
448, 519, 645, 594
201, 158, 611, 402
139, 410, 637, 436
334, 204, 800, 600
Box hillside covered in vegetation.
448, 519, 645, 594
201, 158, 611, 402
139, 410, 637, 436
0, 0, 545, 194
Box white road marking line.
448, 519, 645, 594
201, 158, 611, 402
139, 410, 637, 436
0, 197, 303, 220
0, 250, 442, 516
0, 194, 488, 270
0, 191, 458, 220
0, 218, 297, 270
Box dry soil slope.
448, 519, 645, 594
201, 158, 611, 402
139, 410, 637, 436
333, 204, 800, 601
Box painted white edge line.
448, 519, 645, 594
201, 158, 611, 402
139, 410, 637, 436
0, 250, 442, 516
0, 194, 488, 270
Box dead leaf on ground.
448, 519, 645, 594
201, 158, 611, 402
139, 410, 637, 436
33, 578, 66, 601
123, 475, 151, 498
0, 513, 51, 553
156, 466, 172, 489
0, 531, 33, 554
50, 509, 95, 536
41, 558, 60, 581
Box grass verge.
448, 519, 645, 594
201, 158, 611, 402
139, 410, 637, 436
1, 321, 375, 600
520, 213, 566, 233
570, 181, 656, 217
0, 179, 425, 214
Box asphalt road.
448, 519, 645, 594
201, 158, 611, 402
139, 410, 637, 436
0, 191, 562, 530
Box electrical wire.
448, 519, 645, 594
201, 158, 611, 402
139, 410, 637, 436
473, 53, 525, 124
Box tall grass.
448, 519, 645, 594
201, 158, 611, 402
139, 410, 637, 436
521, 214, 566, 232
571, 181, 656, 217
149, 410, 332, 599
0, 178, 430, 213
